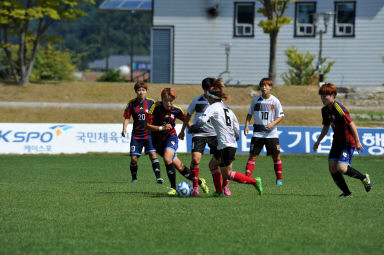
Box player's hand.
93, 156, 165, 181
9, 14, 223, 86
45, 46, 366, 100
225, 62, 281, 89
244, 126, 249, 136
356, 142, 364, 153
267, 123, 274, 129
164, 124, 172, 131
121, 129, 126, 137
313, 141, 319, 151
178, 130, 185, 140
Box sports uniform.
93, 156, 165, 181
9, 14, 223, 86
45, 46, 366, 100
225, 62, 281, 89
187, 94, 218, 154
123, 97, 162, 183
191, 100, 262, 196
248, 94, 284, 155
124, 97, 156, 156
147, 101, 186, 157
321, 100, 355, 164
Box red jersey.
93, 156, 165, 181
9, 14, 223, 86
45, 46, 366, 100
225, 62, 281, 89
123, 97, 155, 140
147, 102, 186, 146
321, 100, 356, 147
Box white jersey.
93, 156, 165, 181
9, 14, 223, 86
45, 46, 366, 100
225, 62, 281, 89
187, 94, 216, 137
248, 94, 284, 138
197, 102, 239, 150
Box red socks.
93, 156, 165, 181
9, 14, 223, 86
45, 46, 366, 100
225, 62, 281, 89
245, 159, 255, 177
274, 160, 283, 181
190, 163, 200, 187
229, 171, 256, 185
210, 167, 223, 194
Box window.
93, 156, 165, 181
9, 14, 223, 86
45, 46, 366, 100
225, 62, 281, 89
334, 2, 356, 37
234, 2, 255, 37
295, 2, 316, 37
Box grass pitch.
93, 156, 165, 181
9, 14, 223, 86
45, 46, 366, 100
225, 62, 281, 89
1, 154, 383, 255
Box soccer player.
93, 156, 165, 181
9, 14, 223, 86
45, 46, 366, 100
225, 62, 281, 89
121, 82, 163, 184
190, 79, 263, 197
145, 88, 208, 196
244, 78, 285, 185
314, 83, 371, 197
178, 77, 226, 197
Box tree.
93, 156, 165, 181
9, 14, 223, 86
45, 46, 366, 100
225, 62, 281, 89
281, 46, 335, 85
257, 0, 294, 84
0, 0, 94, 86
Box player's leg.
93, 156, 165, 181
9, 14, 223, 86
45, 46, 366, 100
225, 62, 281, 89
173, 156, 208, 196
336, 147, 371, 192
207, 137, 229, 195
129, 155, 139, 183
245, 137, 262, 177
267, 138, 283, 185
190, 137, 204, 189
148, 151, 163, 184
145, 139, 163, 184
209, 156, 223, 196
163, 148, 177, 194
328, 146, 351, 196
129, 138, 143, 183
220, 147, 263, 195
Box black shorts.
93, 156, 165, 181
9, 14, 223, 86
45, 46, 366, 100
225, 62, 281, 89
213, 147, 237, 167
192, 136, 218, 155
250, 137, 280, 156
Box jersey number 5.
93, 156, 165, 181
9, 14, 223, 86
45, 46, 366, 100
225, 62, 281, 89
223, 109, 231, 127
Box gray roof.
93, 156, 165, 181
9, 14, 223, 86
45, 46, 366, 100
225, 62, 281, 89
88, 55, 150, 69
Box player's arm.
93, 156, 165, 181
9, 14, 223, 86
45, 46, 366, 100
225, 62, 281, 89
349, 121, 364, 153
121, 118, 129, 137
266, 116, 284, 129
244, 114, 252, 136
233, 113, 240, 141
178, 113, 192, 140
314, 125, 330, 151
190, 113, 210, 133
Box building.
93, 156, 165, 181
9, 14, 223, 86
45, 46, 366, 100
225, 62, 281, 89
150, 0, 384, 86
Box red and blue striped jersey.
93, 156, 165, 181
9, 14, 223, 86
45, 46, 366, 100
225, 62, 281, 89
123, 97, 155, 140
147, 102, 186, 146
321, 100, 356, 147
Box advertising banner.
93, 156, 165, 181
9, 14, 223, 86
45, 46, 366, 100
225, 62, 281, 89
0, 123, 383, 155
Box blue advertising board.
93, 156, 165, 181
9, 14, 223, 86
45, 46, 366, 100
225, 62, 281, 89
186, 126, 384, 156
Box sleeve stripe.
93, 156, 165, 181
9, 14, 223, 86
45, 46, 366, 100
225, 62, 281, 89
334, 102, 345, 117
148, 102, 160, 114
173, 104, 185, 114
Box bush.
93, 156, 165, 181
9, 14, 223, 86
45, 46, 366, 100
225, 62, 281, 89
281, 46, 335, 85
96, 69, 126, 82
31, 44, 76, 81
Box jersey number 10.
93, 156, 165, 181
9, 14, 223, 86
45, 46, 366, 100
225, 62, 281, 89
261, 112, 269, 120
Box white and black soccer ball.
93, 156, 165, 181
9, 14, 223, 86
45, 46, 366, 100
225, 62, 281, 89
176, 181, 192, 197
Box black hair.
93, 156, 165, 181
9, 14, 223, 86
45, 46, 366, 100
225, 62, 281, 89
202, 77, 216, 91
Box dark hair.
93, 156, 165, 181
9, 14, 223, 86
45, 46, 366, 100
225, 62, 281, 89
319, 83, 337, 97
134, 81, 148, 91
259, 78, 273, 87
161, 88, 177, 99
202, 77, 216, 91
207, 78, 229, 100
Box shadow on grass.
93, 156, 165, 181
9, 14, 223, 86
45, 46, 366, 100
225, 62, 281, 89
267, 193, 325, 197
96, 191, 171, 198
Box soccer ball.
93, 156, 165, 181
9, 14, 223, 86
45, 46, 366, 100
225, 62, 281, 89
176, 181, 192, 197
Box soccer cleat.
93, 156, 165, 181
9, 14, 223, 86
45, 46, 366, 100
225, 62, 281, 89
339, 193, 352, 197
131, 179, 138, 184
192, 187, 199, 197
212, 192, 225, 198
199, 178, 209, 194
362, 174, 371, 192
156, 178, 164, 184
276, 180, 283, 186
254, 177, 263, 196
167, 188, 177, 196
223, 184, 231, 196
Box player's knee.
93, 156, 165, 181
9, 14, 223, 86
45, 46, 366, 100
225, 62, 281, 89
131, 156, 139, 164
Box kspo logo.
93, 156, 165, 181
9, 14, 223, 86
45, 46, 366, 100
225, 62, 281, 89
0, 130, 54, 143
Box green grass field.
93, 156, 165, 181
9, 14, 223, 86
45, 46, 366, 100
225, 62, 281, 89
1, 154, 383, 255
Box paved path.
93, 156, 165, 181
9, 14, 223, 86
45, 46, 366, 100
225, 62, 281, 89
0, 101, 383, 111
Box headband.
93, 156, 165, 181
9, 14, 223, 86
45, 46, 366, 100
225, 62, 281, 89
206, 91, 221, 100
